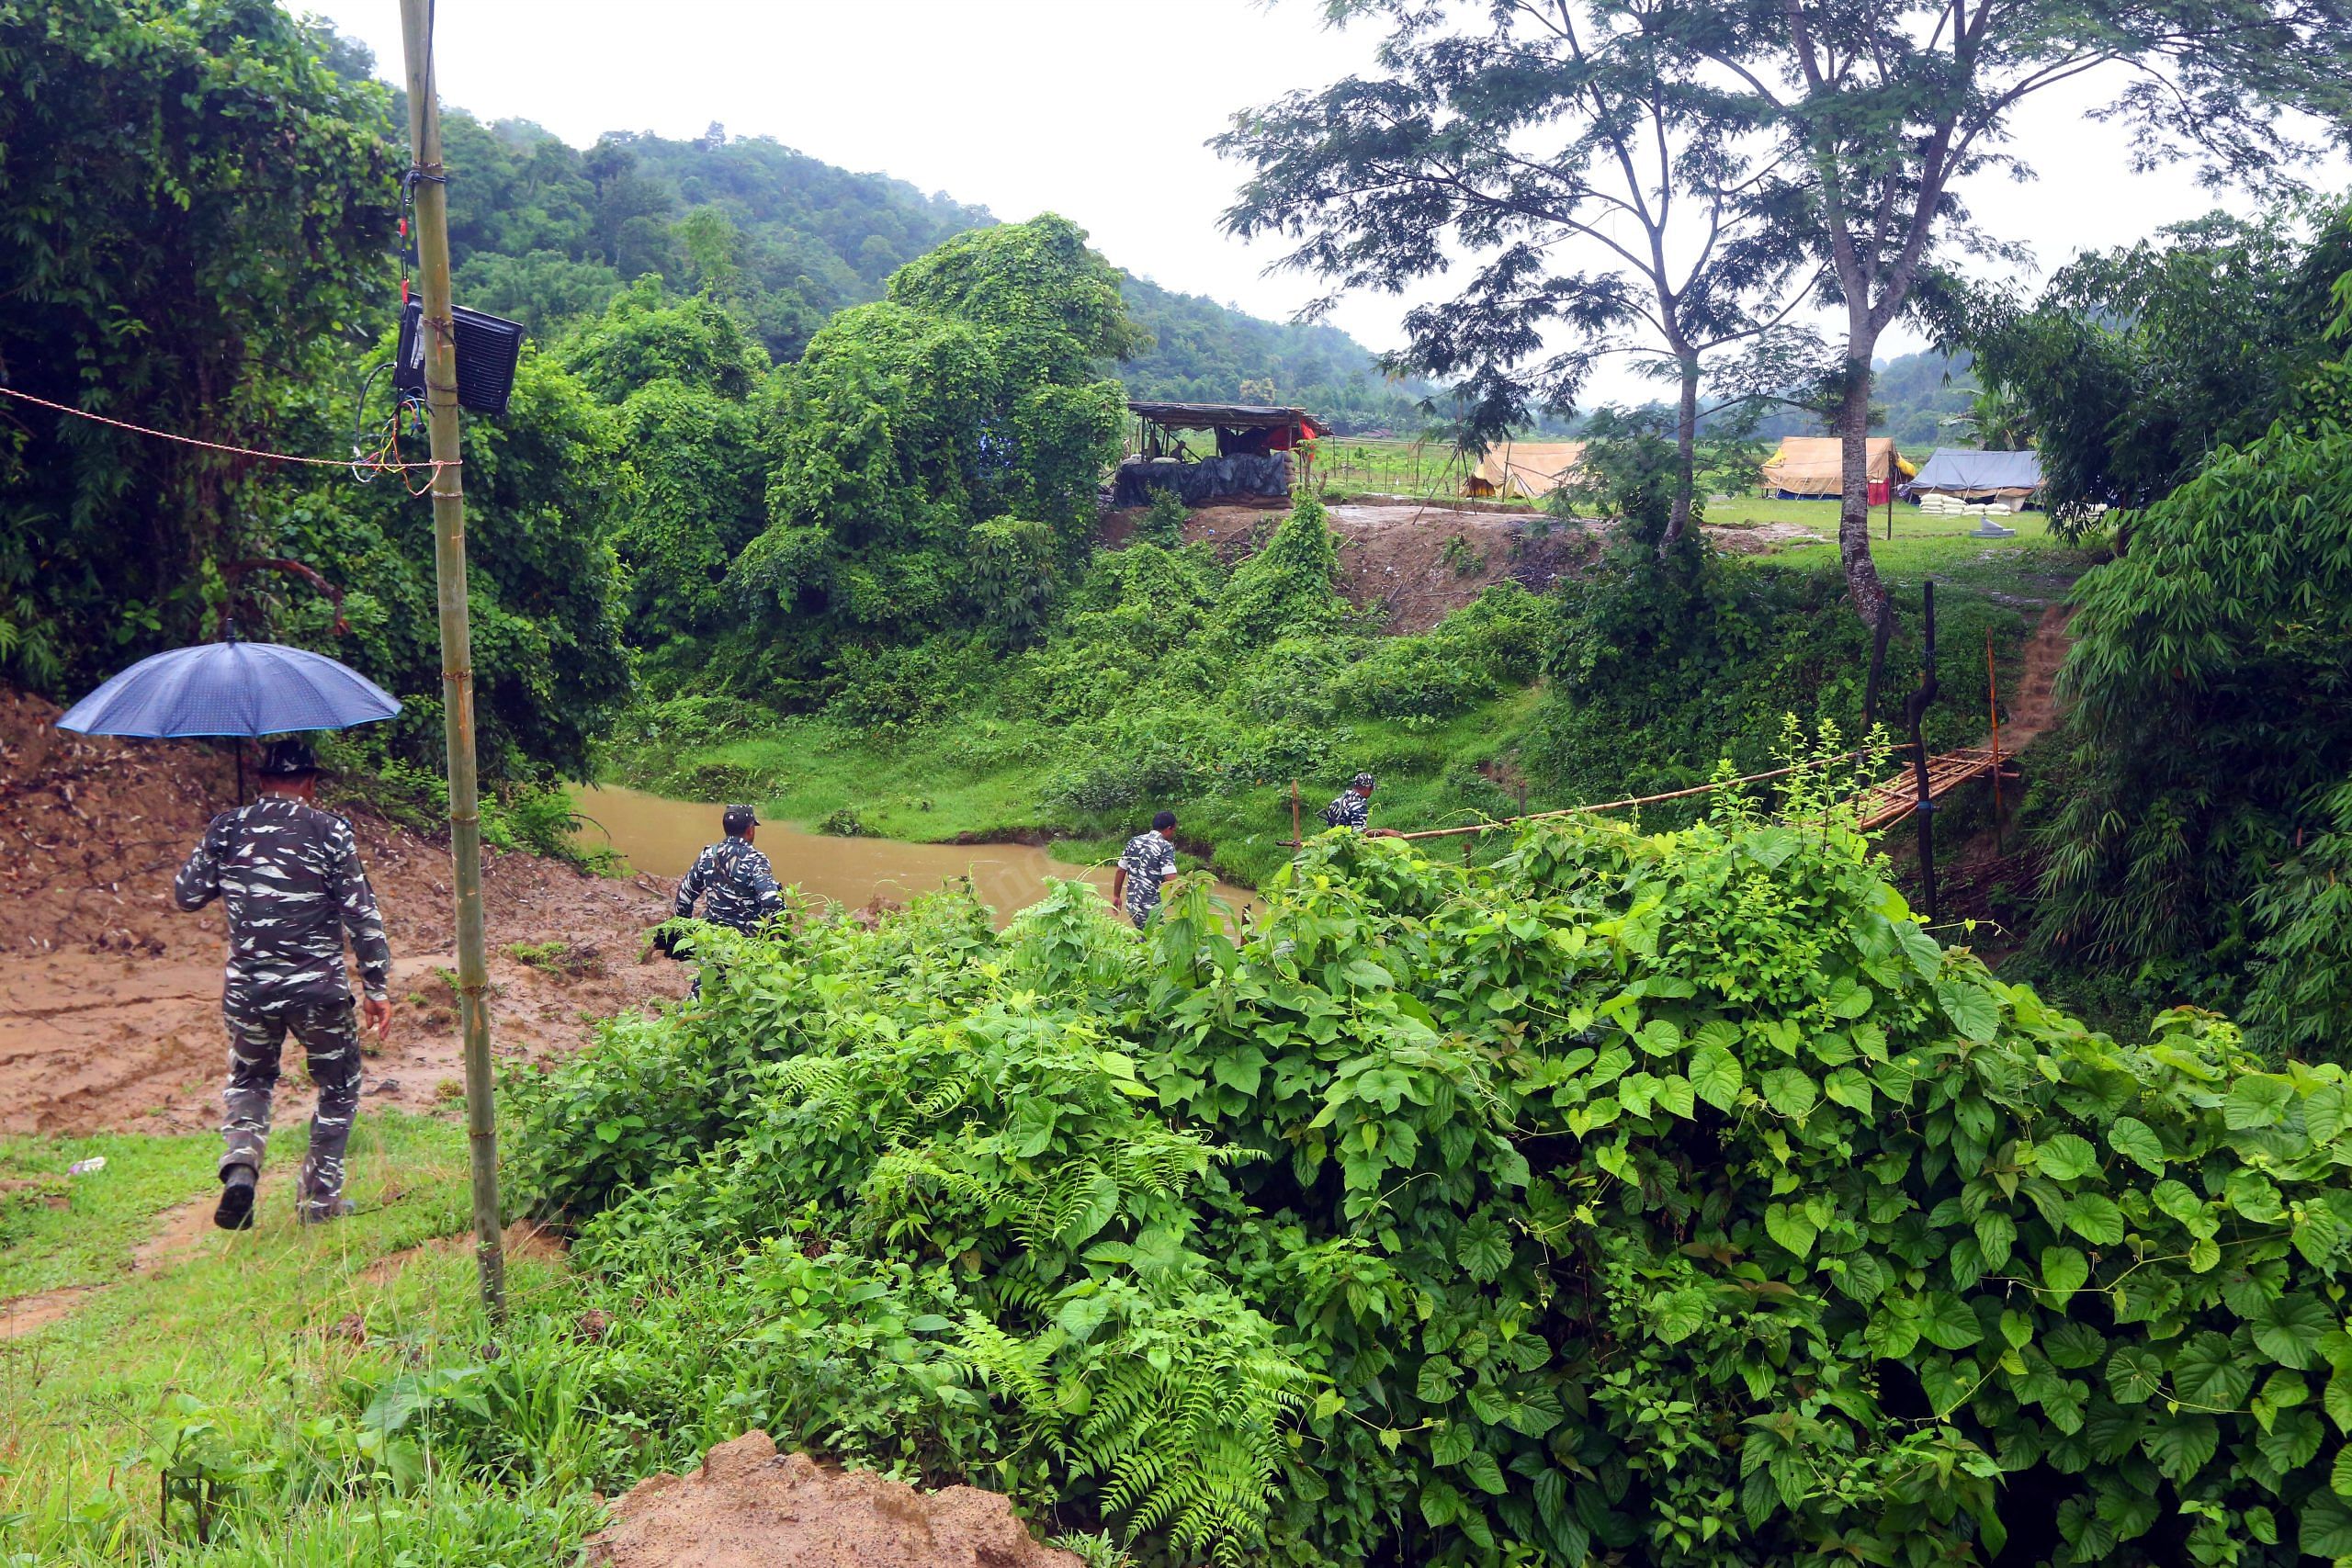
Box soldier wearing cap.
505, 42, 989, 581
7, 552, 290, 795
173, 737, 391, 1230
1322, 772, 1399, 836
673, 804, 785, 937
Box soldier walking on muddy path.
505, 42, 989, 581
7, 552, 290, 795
172, 738, 391, 1231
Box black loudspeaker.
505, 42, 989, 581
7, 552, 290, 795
394, 299, 526, 417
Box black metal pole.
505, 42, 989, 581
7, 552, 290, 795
1904, 581, 1940, 920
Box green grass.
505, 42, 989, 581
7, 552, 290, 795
0, 1133, 220, 1298
655, 687, 1549, 889
1, 1114, 589, 1565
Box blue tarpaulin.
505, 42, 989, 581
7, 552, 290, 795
1902, 448, 2043, 501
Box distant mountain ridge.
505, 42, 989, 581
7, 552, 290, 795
367, 79, 1430, 432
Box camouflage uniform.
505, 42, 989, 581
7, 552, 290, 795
1321, 790, 1371, 831
673, 838, 785, 933
1116, 829, 1180, 929
173, 797, 390, 1220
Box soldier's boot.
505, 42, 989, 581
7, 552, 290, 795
214, 1164, 257, 1231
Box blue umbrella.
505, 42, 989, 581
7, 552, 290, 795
56, 640, 400, 739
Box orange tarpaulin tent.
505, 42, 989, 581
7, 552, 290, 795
1468, 440, 1587, 500
1759, 437, 1917, 502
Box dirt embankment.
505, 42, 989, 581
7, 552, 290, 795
586, 1430, 1079, 1568
1103, 492, 1815, 634
0, 688, 684, 1139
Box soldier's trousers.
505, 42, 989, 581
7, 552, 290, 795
220, 992, 363, 1218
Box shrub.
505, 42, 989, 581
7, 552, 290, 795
499, 770, 2352, 1566
1139, 485, 1187, 547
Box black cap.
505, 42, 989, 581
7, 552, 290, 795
257, 738, 322, 777
723, 804, 758, 836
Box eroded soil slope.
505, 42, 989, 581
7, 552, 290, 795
0, 689, 684, 1137
1102, 492, 1816, 634
586, 1430, 1079, 1568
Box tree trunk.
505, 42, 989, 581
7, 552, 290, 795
1835, 354, 1888, 629
1663, 352, 1700, 554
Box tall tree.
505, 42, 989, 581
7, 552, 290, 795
1967, 203, 2352, 527
1219, 0, 1825, 551
1693, 0, 2352, 624
0, 0, 393, 688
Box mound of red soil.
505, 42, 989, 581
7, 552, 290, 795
0, 687, 684, 1136
585, 1431, 1079, 1568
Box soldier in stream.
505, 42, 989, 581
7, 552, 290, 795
171, 738, 392, 1231
1113, 809, 1181, 930
669, 805, 786, 987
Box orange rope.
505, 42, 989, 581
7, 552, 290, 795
0, 384, 456, 477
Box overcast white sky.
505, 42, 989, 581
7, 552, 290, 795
299, 0, 2338, 400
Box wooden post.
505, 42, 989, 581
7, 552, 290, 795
1986, 626, 2003, 829
1904, 581, 1940, 921
401, 0, 505, 1323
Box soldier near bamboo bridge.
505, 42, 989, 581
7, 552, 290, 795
171, 738, 392, 1231
1320, 773, 1399, 837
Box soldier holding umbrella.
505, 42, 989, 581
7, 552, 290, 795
58, 633, 403, 1229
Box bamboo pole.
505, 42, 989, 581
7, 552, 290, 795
1985, 626, 2002, 821
401, 0, 505, 1322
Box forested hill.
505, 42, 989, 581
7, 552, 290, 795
407, 107, 1426, 431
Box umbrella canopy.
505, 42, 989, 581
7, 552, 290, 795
55, 640, 400, 739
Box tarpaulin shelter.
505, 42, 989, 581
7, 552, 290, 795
1759, 436, 1917, 504
1467, 441, 1587, 500
1900, 447, 2043, 507
1116, 401, 1324, 507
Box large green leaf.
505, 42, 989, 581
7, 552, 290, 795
1764, 1202, 1819, 1259
2172, 1332, 2256, 1410
1760, 1067, 1817, 1120
2302, 1489, 2352, 1558
2251, 1292, 2333, 1370
2141, 1413, 2220, 1482
2041, 1247, 2091, 1307
1937, 979, 2001, 1042
1688, 1043, 1742, 1111
2107, 1116, 2166, 1174
2064, 1193, 2126, 1247
2036, 1133, 2098, 1181
2223, 1074, 2294, 1130
1918, 1292, 1984, 1350
2106, 1346, 2165, 1404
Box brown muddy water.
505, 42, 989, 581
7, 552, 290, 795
570, 784, 1256, 927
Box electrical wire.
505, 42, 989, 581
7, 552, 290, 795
0, 384, 454, 482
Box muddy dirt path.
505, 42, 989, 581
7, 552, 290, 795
1996, 604, 2076, 750
0, 689, 686, 1141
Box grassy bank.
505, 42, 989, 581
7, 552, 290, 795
0, 1116, 594, 1566
605, 502, 2093, 891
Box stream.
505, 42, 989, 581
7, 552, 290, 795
569, 784, 1257, 927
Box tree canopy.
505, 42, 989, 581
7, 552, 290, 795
1969, 205, 2352, 527
719, 215, 1132, 703
0, 0, 393, 689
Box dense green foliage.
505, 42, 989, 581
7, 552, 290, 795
711, 217, 1128, 698
0, 0, 392, 690
488, 778, 2352, 1564
1970, 208, 2352, 526
1530, 432, 2013, 801
0, 1, 631, 804
2034, 296, 2352, 1052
